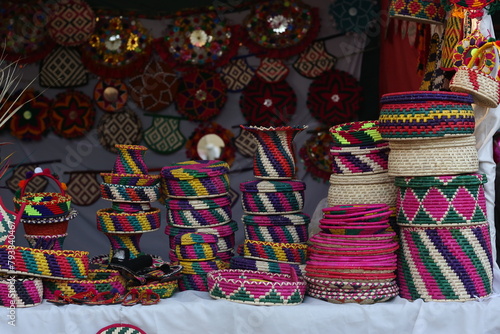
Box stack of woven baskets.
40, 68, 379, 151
161, 160, 236, 291
379, 90, 493, 302
327, 121, 396, 208
304, 203, 400, 304
96, 144, 162, 261
230, 125, 309, 276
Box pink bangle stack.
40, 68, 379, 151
305, 204, 399, 304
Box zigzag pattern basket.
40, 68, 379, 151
207, 269, 307, 305
396, 174, 487, 225
0, 276, 43, 308
397, 222, 493, 301
43, 269, 127, 299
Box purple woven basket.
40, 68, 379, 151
330, 142, 389, 175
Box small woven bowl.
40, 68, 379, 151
96, 208, 161, 233
0, 276, 43, 308
329, 121, 383, 146
230, 256, 306, 276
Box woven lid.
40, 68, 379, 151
240, 179, 306, 193
161, 160, 229, 180
394, 173, 487, 188
329, 121, 382, 146
380, 91, 474, 104
174, 232, 218, 245
242, 213, 310, 226
329, 172, 393, 185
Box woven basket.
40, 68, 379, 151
379, 91, 475, 140
112, 144, 149, 175
307, 284, 398, 304
330, 142, 389, 175
396, 173, 487, 225
0, 276, 43, 308
111, 202, 152, 213
450, 42, 500, 108
179, 259, 229, 275
178, 273, 209, 291
25, 233, 67, 250
328, 172, 397, 207
397, 222, 493, 301
96, 208, 161, 233
100, 173, 161, 186
304, 276, 398, 290
243, 240, 308, 264
387, 135, 478, 177
167, 205, 232, 228
329, 121, 383, 146
207, 269, 307, 305
389, 0, 446, 24
130, 280, 178, 299
161, 160, 230, 198
242, 213, 310, 226
230, 256, 306, 276
43, 269, 127, 300
0, 245, 89, 280
165, 220, 238, 238
174, 243, 218, 261
100, 183, 161, 203
244, 223, 309, 243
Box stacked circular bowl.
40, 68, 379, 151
96, 144, 162, 260
161, 160, 236, 291
378, 91, 493, 302
305, 203, 399, 304
327, 121, 396, 208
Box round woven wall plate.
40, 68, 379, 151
97, 108, 143, 153
96, 324, 147, 334
94, 78, 129, 112
50, 90, 95, 139
47, 0, 96, 46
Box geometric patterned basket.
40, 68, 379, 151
396, 173, 487, 225
388, 135, 479, 177
244, 223, 309, 243
0, 276, 43, 308
397, 222, 493, 301
330, 142, 389, 175
207, 269, 307, 305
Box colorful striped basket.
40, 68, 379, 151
330, 142, 389, 175
0, 276, 43, 308
25, 233, 67, 250
307, 283, 398, 304
167, 205, 232, 227
396, 173, 487, 225
240, 180, 306, 214
0, 245, 89, 280
166, 196, 231, 210
100, 183, 161, 203
230, 256, 306, 276
178, 273, 209, 291
207, 269, 307, 305
244, 222, 309, 243
329, 121, 383, 146
379, 91, 475, 140
388, 135, 478, 177
165, 220, 238, 238
161, 160, 230, 198
112, 145, 149, 175
111, 202, 152, 213
243, 240, 308, 264
242, 213, 310, 226
397, 222, 493, 301
96, 208, 161, 233
328, 172, 397, 207
241, 125, 307, 179
130, 279, 178, 299
100, 173, 161, 187
43, 269, 127, 300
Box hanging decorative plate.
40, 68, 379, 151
9, 90, 51, 141
46, 0, 96, 46
39, 46, 88, 88
96, 324, 147, 334
97, 108, 143, 153
220, 58, 255, 92
94, 78, 129, 112
65, 172, 101, 206
243, 1, 320, 58
307, 69, 362, 125
0, 2, 56, 64
293, 40, 337, 79
154, 11, 239, 69
299, 128, 333, 183
175, 69, 227, 122
328, 0, 379, 34
185, 122, 236, 166
143, 114, 186, 154
256, 58, 289, 83
234, 126, 258, 158
50, 90, 95, 139
81, 16, 152, 78
128, 59, 179, 112
240, 76, 297, 127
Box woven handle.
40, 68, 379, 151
466, 41, 499, 73
1, 200, 27, 246
20, 169, 66, 197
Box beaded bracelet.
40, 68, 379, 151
243, 240, 308, 264
207, 269, 307, 306
0, 245, 89, 280
43, 269, 127, 300
96, 208, 161, 233
100, 183, 161, 203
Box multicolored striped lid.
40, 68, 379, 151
380, 91, 474, 104
161, 160, 229, 180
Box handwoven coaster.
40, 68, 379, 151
49, 90, 95, 139
293, 40, 337, 79
307, 69, 362, 125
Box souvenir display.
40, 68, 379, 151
81, 16, 152, 78
243, 1, 320, 58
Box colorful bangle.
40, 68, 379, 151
43, 269, 127, 300
207, 269, 307, 305
0, 276, 43, 308
243, 240, 308, 264
0, 245, 89, 280
96, 208, 161, 233
100, 183, 161, 203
